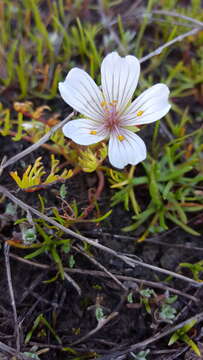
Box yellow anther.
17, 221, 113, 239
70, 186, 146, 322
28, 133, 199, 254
101, 100, 107, 108
112, 100, 118, 105
90, 130, 97, 135
117, 135, 125, 142
136, 110, 144, 116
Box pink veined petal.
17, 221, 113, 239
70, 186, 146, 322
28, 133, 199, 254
121, 83, 171, 126
59, 68, 104, 121
101, 52, 140, 113
63, 118, 108, 146
108, 128, 146, 169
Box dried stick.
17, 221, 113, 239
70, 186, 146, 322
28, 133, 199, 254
0, 340, 33, 360
70, 311, 118, 346
74, 245, 127, 291
63, 272, 81, 296
139, 27, 200, 63
79, 169, 105, 219
152, 10, 203, 28
9, 253, 199, 303
0, 185, 202, 287
4, 243, 20, 353
0, 112, 74, 173
0, 341, 16, 356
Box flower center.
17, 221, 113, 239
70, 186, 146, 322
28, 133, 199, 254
101, 100, 120, 131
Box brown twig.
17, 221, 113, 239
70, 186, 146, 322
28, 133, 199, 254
63, 272, 81, 296
151, 346, 188, 360
4, 243, 20, 353
9, 253, 199, 303
0, 341, 31, 360
0, 112, 74, 174
74, 245, 127, 291
70, 311, 118, 346
152, 10, 203, 28
139, 27, 201, 63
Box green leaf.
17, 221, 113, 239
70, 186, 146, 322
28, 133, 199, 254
168, 332, 179, 345
24, 245, 49, 259
159, 165, 193, 182
123, 206, 155, 232
182, 319, 197, 333
149, 163, 162, 208
69, 255, 75, 268
183, 335, 201, 356
95, 307, 104, 321
85, 209, 112, 223
60, 184, 68, 199
166, 213, 200, 236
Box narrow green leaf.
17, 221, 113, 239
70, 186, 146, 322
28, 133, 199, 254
166, 213, 200, 236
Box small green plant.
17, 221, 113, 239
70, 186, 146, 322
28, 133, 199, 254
22, 227, 37, 245
158, 294, 177, 323
95, 307, 105, 322
130, 349, 150, 360
168, 319, 200, 356
140, 288, 156, 314
159, 304, 177, 323
25, 313, 61, 345
110, 130, 203, 240
180, 261, 203, 281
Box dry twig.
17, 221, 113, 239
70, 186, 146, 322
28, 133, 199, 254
0, 112, 74, 174
1, 185, 202, 287
9, 253, 199, 303
74, 245, 127, 291
152, 10, 203, 27
63, 272, 81, 296
139, 27, 201, 63
70, 311, 118, 346
4, 243, 20, 353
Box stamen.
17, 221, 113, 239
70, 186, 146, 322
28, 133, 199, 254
109, 100, 118, 106
90, 130, 97, 135
101, 100, 107, 108
136, 110, 144, 116
117, 135, 125, 142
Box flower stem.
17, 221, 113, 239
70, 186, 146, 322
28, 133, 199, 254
128, 165, 140, 215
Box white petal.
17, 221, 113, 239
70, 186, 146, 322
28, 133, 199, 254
108, 129, 146, 169
121, 84, 170, 125
101, 52, 140, 113
63, 118, 107, 145
59, 68, 104, 120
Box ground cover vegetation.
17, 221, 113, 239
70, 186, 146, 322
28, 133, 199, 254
0, 0, 203, 359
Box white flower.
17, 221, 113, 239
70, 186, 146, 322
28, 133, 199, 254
59, 52, 171, 169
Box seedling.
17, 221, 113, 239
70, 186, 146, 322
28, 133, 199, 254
168, 320, 200, 356
130, 349, 150, 360
140, 288, 156, 314
180, 261, 203, 282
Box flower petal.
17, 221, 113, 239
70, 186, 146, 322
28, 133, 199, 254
59, 68, 104, 120
63, 118, 107, 145
121, 84, 170, 125
108, 129, 146, 169
101, 52, 140, 113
